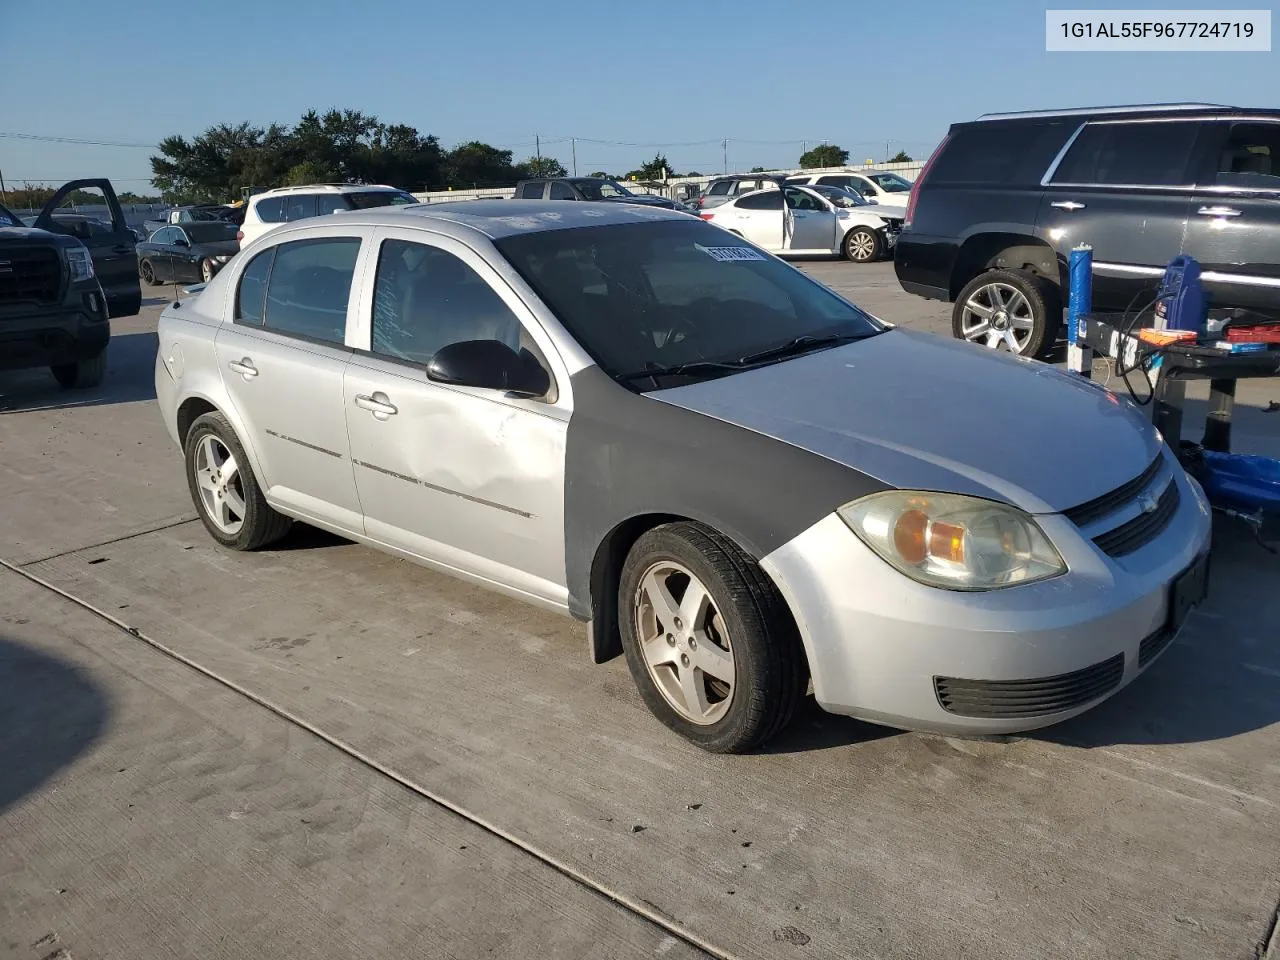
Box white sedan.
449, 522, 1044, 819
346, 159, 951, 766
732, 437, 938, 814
699, 184, 901, 262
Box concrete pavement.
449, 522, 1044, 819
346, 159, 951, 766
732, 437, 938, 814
1, 265, 1277, 960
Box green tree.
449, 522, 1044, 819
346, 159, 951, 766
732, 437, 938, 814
798, 143, 849, 168
285, 159, 340, 185
523, 156, 568, 178
624, 153, 672, 182
749, 166, 766, 173
888, 149, 913, 163
444, 141, 522, 187
588, 170, 612, 179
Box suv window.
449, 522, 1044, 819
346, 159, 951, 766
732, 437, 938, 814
519, 182, 545, 199
284, 193, 318, 221
1051, 120, 1200, 187
236, 248, 274, 325
930, 122, 1075, 186
549, 181, 576, 200
736, 191, 783, 211
254, 196, 285, 223
1212, 122, 1280, 188
316, 194, 347, 215
707, 180, 733, 196
371, 239, 522, 364
262, 238, 361, 343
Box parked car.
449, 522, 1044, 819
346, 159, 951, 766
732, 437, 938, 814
895, 102, 1280, 358
785, 171, 913, 213
155, 199, 1211, 753
696, 175, 784, 210
514, 177, 682, 210
137, 221, 241, 285
700, 184, 901, 261
237, 184, 419, 246
143, 204, 239, 235
1, 178, 141, 389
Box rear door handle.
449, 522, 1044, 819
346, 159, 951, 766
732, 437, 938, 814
227, 358, 258, 379
1050, 200, 1086, 211
1197, 205, 1242, 217
354, 392, 398, 420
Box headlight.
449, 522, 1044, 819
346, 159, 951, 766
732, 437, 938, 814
837, 491, 1066, 591
66, 244, 95, 281
213, 254, 231, 263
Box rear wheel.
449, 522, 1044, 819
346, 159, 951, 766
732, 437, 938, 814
200, 258, 216, 283
843, 226, 882, 263
618, 522, 807, 753
952, 269, 1061, 359
140, 259, 159, 285
51, 350, 106, 389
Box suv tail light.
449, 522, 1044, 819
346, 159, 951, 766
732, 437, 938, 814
236, 229, 245, 242
699, 212, 715, 220
903, 132, 950, 229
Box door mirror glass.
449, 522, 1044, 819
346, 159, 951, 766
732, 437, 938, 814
427, 339, 551, 398
174, 235, 190, 247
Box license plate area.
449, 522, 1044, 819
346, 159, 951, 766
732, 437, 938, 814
1170, 551, 1210, 633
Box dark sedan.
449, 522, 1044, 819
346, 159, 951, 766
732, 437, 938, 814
137, 221, 240, 285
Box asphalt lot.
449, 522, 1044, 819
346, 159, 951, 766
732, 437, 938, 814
2, 263, 1278, 960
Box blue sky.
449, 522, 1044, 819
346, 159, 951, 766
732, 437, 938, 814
0, 0, 1274, 191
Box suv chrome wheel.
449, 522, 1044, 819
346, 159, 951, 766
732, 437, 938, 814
959, 281, 1036, 353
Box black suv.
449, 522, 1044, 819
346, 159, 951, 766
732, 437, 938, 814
514, 177, 680, 209
1, 179, 141, 389
894, 103, 1280, 357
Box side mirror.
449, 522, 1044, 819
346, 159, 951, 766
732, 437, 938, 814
174, 236, 190, 247
427, 339, 551, 398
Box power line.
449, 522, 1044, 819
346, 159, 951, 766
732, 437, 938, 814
0, 131, 157, 148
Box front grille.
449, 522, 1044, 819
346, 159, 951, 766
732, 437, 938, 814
1138, 624, 1175, 667
1092, 480, 1180, 558
934, 653, 1124, 719
1063, 455, 1164, 527
0, 246, 62, 305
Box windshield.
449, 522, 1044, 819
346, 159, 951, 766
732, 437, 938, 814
345, 190, 419, 209
577, 180, 633, 200
496, 220, 883, 389
185, 222, 241, 243
0, 203, 20, 227
867, 173, 912, 192
812, 186, 869, 208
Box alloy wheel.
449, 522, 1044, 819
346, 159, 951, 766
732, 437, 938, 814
194, 434, 246, 535
959, 281, 1036, 353
847, 229, 877, 262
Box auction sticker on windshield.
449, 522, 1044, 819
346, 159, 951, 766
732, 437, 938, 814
698, 245, 768, 262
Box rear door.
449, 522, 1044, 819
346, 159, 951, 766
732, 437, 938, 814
726, 191, 785, 249
34, 178, 141, 317
1037, 118, 1202, 310
1181, 117, 1280, 315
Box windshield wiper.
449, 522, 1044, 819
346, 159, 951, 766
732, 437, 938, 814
736, 331, 882, 366
615, 359, 748, 385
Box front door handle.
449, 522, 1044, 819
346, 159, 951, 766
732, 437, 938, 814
1050, 200, 1086, 211
354, 392, 398, 420
227, 358, 258, 379
1197, 205, 1242, 217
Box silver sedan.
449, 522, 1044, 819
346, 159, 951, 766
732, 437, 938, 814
155, 201, 1212, 752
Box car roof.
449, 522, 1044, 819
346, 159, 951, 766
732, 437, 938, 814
294, 199, 690, 239
255, 183, 405, 197
971, 102, 1269, 122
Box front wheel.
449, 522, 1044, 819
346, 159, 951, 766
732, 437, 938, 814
200, 258, 216, 283
51, 350, 107, 389
952, 269, 1061, 359
618, 522, 807, 753
843, 226, 882, 263
140, 259, 159, 285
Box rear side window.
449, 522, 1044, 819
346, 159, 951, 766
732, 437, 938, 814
549, 181, 576, 200
254, 196, 285, 223
736, 191, 783, 211
316, 194, 347, 215
236, 248, 274, 325
518, 182, 545, 199
262, 238, 361, 343
345, 191, 418, 210
284, 193, 318, 221
707, 180, 733, 196
929, 122, 1074, 185
1051, 121, 1200, 186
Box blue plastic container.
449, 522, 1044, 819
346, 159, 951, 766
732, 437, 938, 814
1198, 450, 1280, 523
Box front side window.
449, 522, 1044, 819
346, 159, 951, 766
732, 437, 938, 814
1211, 122, 1280, 188
185, 222, 239, 243
262, 238, 360, 343
868, 173, 912, 192
1051, 120, 1200, 186
496, 220, 883, 388
0, 203, 19, 227
254, 196, 285, 223
153, 227, 176, 245
371, 239, 522, 364
735, 190, 783, 211
550, 181, 576, 200
316, 194, 347, 215
283, 193, 318, 221
236, 248, 274, 325
519, 182, 546, 199
344, 190, 418, 210
707, 180, 733, 196
785, 187, 826, 211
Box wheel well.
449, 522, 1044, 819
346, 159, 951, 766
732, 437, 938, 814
176, 397, 217, 447
587, 514, 684, 664
949, 234, 1062, 300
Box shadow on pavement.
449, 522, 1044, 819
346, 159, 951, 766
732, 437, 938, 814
0, 330, 158, 413
1046, 523, 1280, 749
0, 634, 110, 813
756, 697, 899, 755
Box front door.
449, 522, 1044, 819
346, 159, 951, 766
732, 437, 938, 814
1036, 118, 1202, 311
1181, 118, 1280, 316
34, 178, 141, 317
342, 229, 569, 606
729, 190, 785, 250
784, 187, 837, 252
213, 232, 368, 532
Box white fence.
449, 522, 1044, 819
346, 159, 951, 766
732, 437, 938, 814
410, 160, 925, 204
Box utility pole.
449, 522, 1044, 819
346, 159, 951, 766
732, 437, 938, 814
722, 139, 728, 174
0, 165, 6, 203
571, 138, 577, 176
885, 139, 890, 163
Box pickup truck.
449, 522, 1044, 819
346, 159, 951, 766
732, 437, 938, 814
0, 179, 141, 389
513, 176, 683, 209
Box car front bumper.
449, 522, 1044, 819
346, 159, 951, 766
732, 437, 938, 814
0, 288, 111, 371
760, 454, 1214, 735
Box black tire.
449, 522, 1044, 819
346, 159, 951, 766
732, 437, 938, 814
843, 226, 882, 263
50, 350, 107, 389
140, 259, 159, 285
951, 268, 1061, 360
184, 411, 292, 551
618, 522, 807, 753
